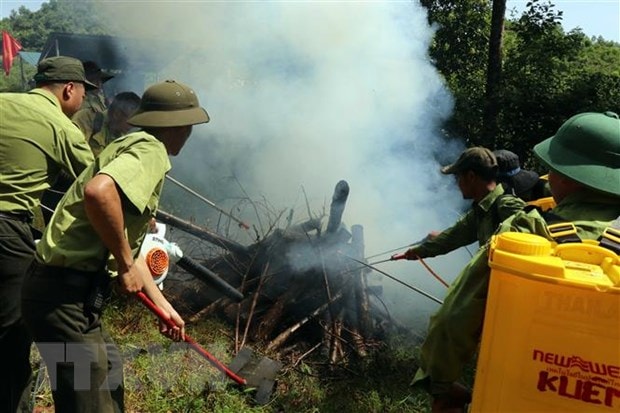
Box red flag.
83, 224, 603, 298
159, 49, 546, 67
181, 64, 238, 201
2, 31, 22, 76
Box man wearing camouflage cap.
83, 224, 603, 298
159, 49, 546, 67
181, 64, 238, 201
413, 112, 620, 413
0, 56, 95, 412
21, 80, 209, 412
401, 147, 525, 261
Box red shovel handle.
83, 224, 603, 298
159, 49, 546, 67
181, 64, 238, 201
136, 291, 247, 385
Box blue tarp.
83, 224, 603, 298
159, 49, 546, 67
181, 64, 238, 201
18, 51, 40, 66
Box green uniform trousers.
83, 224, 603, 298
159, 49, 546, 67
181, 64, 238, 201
0, 217, 35, 413
412, 192, 620, 395
413, 246, 489, 395
21, 262, 123, 413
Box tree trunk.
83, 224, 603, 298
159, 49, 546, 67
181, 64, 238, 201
483, 0, 507, 146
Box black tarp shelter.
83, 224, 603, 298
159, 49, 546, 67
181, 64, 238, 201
38, 32, 184, 92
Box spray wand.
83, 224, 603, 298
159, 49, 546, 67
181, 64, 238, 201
367, 238, 450, 289
340, 254, 443, 305
165, 175, 250, 230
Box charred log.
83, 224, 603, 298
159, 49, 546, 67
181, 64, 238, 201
156, 209, 248, 255
164, 180, 406, 368
326, 180, 349, 234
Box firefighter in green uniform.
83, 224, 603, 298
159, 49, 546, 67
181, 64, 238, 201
401, 147, 525, 260
40, 61, 116, 223
493, 148, 548, 202
88, 91, 141, 156
0, 56, 95, 413
72, 61, 114, 140
21, 80, 210, 413
412, 112, 620, 413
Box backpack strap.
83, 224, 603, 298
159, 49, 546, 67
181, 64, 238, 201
598, 216, 620, 254
542, 211, 582, 244
546, 222, 582, 244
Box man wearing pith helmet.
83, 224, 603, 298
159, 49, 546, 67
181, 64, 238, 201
21, 80, 209, 412
412, 112, 620, 413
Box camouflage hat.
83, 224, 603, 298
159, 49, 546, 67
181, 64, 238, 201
534, 112, 620, 196
441, 147, 498, 175
33, 56, 98, 90
128, 80, 210, 128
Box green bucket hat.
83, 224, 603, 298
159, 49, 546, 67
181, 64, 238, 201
441, 147, 497, 175
33, 56, 98, 90
533, 112, 620, 196
128, 80, 210, 128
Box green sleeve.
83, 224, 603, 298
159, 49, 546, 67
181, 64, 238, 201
56, 126, 95, 179
99, 141, 169, 213
410, 210, 478, 258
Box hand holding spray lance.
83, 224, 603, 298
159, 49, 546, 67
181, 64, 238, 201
367, 235, 450, 288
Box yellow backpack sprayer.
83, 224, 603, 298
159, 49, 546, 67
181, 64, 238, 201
470, 227, 620, 412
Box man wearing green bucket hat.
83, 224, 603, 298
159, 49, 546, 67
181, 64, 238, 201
21, 80, 210, 412
412, 112, 620, 413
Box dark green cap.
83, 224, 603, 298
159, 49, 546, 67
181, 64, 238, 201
441, 147, 497, 175
33, 56, 98, 90
534, 112, 620, 196
128, 80, 210, 128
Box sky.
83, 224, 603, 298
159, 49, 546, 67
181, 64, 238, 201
1, 0, 619, 42
506, 0, 620, 42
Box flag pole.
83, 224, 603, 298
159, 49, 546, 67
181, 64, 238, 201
19, 53, 25, 90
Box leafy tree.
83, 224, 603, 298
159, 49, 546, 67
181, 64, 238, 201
419, 0, 493, 143
0, 0, 108, 91
421, 0, 619, 169
0, 0, 107, 50
498, 0, 619, 167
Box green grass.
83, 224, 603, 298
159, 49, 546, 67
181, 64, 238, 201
30, 295, 436, 412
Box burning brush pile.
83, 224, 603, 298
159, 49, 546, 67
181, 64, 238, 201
158, 180, 409, 367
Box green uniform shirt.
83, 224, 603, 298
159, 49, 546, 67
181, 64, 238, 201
36, 131, 171, 272
0, 88, 94, 215
88, 111, 111, 157
415, 189, 620, 388
410, 184, 526, 258
72, 91, 107, 140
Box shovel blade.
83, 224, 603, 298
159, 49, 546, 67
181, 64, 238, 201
229, 347, 282, 405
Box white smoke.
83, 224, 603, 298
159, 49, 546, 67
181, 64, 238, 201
98, 0, 472, 327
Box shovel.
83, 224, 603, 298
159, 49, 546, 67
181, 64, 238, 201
136, 291, 282, 404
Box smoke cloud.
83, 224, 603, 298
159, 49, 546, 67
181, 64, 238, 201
98, 1, 471, 327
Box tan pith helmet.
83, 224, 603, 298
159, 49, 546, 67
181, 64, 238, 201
128, 80, 210, 128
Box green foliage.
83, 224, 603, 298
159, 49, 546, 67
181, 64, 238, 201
423, 0, 620, 168
498, 0, 620, 166
420, 0, 492, 144
0, 0, 107, 50
0, 0, 109, 91
0, 58, 35, 91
